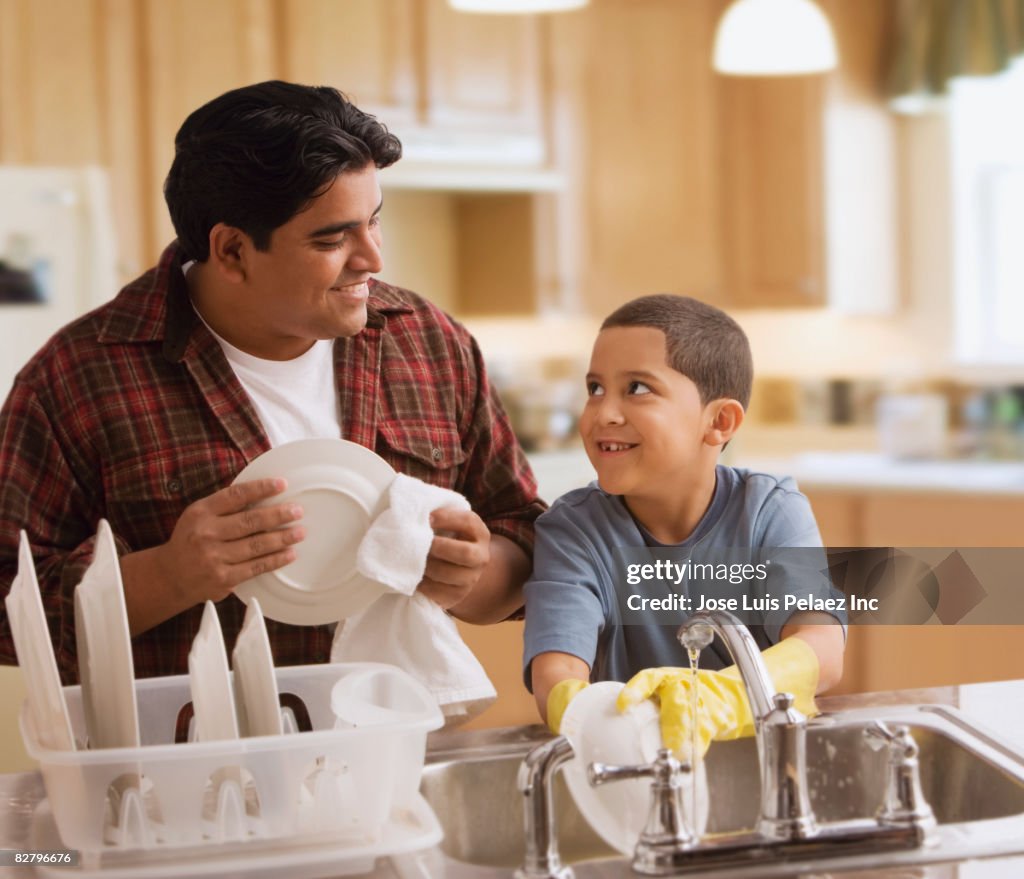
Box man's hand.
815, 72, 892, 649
416, 507, 491, 610
122, 478, 304, 634
163, 478, 305, 603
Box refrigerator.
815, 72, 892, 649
0, 166, 118, 396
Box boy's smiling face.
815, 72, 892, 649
580, 326, 717, 502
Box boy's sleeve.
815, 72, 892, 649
522, 501, 607, 692
756, 485, 848, 643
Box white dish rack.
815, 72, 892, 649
20, 662, 444, 872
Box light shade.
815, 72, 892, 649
713, 0, 838, 76
448, 0, 587, 12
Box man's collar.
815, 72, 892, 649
97, 241, 416, 356
96, 242, 184, 347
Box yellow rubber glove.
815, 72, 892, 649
546, 678, 589, 734
615, 637, 820, 759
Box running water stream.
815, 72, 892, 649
688, 644, 701, 836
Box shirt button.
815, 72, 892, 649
167, 478, 182, 493
431, 447, 443, 462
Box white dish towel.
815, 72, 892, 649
331, 473, 497, 724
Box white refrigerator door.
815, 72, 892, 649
0, 166, 118, 396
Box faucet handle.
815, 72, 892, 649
863, 723, 936, 832
588, 748, 697, 870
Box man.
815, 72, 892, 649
0, 81, 544, 682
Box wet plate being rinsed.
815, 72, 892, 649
560, 680, 709, 856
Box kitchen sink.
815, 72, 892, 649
420, 704, 1024, 876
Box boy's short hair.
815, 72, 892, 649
601, 294, 753, 409
164, 80, 402, 263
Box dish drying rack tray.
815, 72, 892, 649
20, 662, 443, 869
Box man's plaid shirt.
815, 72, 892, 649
0, 243, 544, 683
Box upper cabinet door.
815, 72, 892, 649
423, 0, 544, 144
278, 0, 547, 166
279, 0, 419, 129
144, 0, 281, 254
717, 75, 828, 308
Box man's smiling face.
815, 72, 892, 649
238, 162, 384, 358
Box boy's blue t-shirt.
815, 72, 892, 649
522, 465, 843, 689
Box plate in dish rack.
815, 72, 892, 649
232, 439, 396, 625
188, 601, 240, 742
73, 519, 140, 749
5, 531, 75, 751
232, 598, 283, 737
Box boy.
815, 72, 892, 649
523, 294, 844, 755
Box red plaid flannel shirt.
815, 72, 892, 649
0, 242, 544, 683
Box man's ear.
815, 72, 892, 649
207, 223, 249, 284
704, 399, 745, 448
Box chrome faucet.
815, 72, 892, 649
514, 612, 934, 876
677, 608, 817, 841
864, 721, 937, 831
515, 734, 575, 879
589, 748, 697, 874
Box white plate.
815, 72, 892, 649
74, 520, 139, 749
561, 681, 708, 855
5, 531, 75, 751
189, 602, 240, 742
232, 439, 396, 625
231, 598, 282, 737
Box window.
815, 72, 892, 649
950, 62, 1024, 364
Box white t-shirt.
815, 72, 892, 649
198, 313, 342, 448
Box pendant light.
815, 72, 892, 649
713, 0, 838, 75
448, 0, 588, 12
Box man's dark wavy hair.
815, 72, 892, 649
164, 80, 402, 262
601, 294, 753, 409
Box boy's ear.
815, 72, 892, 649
207, 223, 250, 284
704, 399, 745, 448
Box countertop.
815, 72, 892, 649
740, 451, 1024, 496
527, 447, 1024, 500
5, 680, 1024, 878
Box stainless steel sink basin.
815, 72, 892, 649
420, 704, 1024, 876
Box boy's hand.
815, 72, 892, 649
546, 678, 589, 734
616, 666, 743, 759
616, 638, 821, 760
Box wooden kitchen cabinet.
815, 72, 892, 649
0, 0, 150, 279
280, 0, 546, 165
424, 1, 543, 142
143, 0, 279, 254
0, 0, 553, 276
806, 488, 1024, 549
805, 488, 1024, 697
718, 74, 827, 307
278, 0, 552, 317
567, 0, 896, 316
280, 0, 419, 130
